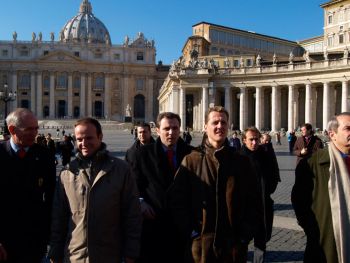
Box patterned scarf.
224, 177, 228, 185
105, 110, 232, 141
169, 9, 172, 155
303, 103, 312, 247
328, 142, 350, 263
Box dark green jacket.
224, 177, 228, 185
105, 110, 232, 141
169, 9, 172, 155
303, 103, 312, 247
292, 147, 338, 263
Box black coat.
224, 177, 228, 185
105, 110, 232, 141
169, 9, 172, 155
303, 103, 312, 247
125, 137, 155, 168
133, 137, 193, 263
240, 145, 280, 245
0, 140, 56, 262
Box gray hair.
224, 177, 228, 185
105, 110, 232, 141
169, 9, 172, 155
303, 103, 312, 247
327, 112, 350, 132
6, 108, 34, 127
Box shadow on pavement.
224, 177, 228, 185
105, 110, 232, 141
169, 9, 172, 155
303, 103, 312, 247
248, 250, 304, 262
274, 204, 293, 211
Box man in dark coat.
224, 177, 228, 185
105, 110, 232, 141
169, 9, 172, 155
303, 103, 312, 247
292, 113, 350, 263
169, 107, 259, 263
59, 134, 74, 166
125, 123, 155, 168
293, 123, 323, 165
241, 127, 280, 263
0, 108, 56, 263
133, 112, 193, 263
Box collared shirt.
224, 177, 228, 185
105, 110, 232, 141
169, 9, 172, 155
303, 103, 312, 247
10, 138, 29, 154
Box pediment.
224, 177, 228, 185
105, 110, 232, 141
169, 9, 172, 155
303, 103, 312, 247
37, 50, 82, 63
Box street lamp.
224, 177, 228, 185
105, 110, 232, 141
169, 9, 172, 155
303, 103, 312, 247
0, 83, 17, 135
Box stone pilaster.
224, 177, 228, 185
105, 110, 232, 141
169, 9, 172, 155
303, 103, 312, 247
87, 74, 92, 116
67, 73, 73, 117
80, 73, 86, 117
36, 72, 43, 118
30, 72, 36, 113
49, 72, 55, 118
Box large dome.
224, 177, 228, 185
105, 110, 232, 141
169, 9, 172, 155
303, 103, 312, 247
60, 0, 111, 45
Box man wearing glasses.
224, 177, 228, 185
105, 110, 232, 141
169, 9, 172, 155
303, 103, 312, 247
0, 108, 56, 263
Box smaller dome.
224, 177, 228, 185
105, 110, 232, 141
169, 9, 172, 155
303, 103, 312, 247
60, 0, 111, 45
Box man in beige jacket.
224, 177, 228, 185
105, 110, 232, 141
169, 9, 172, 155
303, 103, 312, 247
49, 118, 142, 263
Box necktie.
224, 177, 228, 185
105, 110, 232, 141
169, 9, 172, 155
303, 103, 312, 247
167, 149, 175, 172
18, 147, 26, 158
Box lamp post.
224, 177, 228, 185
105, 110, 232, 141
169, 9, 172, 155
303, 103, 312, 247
0, 83, 17, 135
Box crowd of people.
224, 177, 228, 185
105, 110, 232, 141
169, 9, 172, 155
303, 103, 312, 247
0, 107, 349, 263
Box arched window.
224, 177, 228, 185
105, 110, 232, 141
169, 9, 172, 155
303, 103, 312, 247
43, 106, 49, 118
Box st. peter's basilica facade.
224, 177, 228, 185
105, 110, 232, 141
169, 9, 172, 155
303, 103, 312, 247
0, 0, 168, 123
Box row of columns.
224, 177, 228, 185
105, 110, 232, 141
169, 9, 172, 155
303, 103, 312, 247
8, 71, 114, 119
174, 80, 349, 132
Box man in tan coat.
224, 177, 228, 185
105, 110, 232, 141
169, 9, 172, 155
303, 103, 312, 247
49, 118, 142, 263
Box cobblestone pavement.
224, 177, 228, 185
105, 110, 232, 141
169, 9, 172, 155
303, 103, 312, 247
48, 128, 306, 263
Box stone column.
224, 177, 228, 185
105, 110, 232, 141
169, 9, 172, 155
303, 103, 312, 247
49, 72, 55, 118
341, 80, 348, 112
224, 85, 232, 126
271, 85, 279, 132
202, 84, 208, 130
80, 73, 86, 117
255, 86, 262, 130
146, 78, 154, 122
36, 72, 43, 118
239, 87, 247, 131
30, 72, 36, 113
179, 86, 185, 131
11, 71, 18, 110
305, 84, 312, 124
87, 74, 92, 116
323, 82, 330, 130
67, 73, 73, 118
172, 86, 179, 113
122, 76, 129, 118
104, 74, 111, 119
288, 85, 295, 132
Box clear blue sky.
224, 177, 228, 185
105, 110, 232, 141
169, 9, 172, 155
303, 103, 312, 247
0, 0, 325, 64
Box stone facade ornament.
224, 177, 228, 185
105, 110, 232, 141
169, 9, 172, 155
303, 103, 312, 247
289, 52, 294, 64
303, 50, 310, 62
273, 53, 277, 65
125, 104, 131, 117
32, 32, 36, 42
224, 57, 230, 68
240, 57, 244, 68
124, 35, 129, 47
12, 31, 17, 42
256, 54, 261, 66
38, 32, 42, 42
50, 32, 55, 41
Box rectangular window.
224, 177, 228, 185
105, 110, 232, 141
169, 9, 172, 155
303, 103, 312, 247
74, 51, 80, 57
328, 15, 333, 24
20, 50, 29, 57
74, 92, 79, 96
233, 60, 239, 67
339, 34, 344, 44
2, 50, 8, 57
43, 50, 49, 56
136, 79, 144, 91
246, 59, 252, 67
44, 91, 49, 96
114, 53, 120, 60
137, 52, 144, 61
